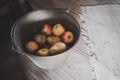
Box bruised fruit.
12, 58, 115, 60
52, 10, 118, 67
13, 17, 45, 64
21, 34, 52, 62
25, 41, 39, 53
34, 34, 46, 45
62, 31, 74, 43
42, 24, 52, 35
37, 48, 49, 56
47, 36, 61, 45
49, 42, 66, 54
52, 23, 65, 36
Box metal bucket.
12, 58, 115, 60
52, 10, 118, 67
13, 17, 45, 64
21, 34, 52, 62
11, 8, 80, 69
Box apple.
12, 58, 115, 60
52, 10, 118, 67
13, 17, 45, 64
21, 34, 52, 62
37, 48, 49, 56
42, 24, 52, 35
34, 34, 46, 45
52, 23, 65, 36
25, 41, 39, 53
62, 31, 74, 43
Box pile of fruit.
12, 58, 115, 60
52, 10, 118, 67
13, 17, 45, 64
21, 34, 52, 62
25, 23, 74, 56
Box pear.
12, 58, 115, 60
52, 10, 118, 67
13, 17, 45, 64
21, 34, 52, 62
49, 42, 66, 54
47, 36, 61, 45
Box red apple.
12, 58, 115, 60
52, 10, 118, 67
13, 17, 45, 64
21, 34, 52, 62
42, 24, 52, 35
25, 41, 39, 53
62, 31, 74, 43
